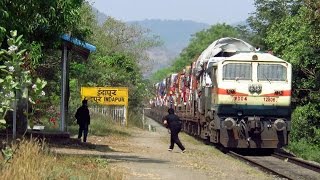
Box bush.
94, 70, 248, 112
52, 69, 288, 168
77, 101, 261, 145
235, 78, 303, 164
288, 140, 320, 163
290, 103, 320, 144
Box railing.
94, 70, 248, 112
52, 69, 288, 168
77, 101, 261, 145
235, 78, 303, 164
91, 105, 127, 126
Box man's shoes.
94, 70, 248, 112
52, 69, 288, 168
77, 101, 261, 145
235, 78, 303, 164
168, 148, 173, 152
181, 149, 186, 153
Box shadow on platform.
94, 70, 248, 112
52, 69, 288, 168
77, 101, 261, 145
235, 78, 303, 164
55, 151, 169, 164
24, 130, 117, 153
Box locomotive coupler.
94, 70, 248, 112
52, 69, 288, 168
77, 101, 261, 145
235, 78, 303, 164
248, 116, 261, 133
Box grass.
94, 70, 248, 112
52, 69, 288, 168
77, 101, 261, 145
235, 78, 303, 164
286, 140, 320, 163
68, 112, 131, 137
0, 111, 134, 179
0, 139, 123, 180
126, 111, 144, 128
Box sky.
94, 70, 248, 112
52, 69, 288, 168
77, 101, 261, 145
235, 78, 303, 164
89, 0, 256, 25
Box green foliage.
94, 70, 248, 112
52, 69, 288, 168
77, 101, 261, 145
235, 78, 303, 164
0, 1, 91, 111
247, 0, 301, 49
0, 31, 47, 127
288, 140, 320, 163
1, 0, 157, 131
265, 4, 320, 105
291, 103, 320, 144
69, 7, 160, 110
96, 53, 140, 86
95, 158, 109, 168
0, 0, 88, 48
247, 0, 320, 161
1, 146, 13, 161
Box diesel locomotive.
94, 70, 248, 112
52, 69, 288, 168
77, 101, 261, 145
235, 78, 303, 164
148, 37, 292, 149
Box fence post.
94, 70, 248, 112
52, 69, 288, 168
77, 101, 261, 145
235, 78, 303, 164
143, 108, 151, 129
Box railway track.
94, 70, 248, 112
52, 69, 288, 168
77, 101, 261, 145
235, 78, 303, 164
272, 152, 320, 174
228, 151, 320, 180
147, 113, 320, 179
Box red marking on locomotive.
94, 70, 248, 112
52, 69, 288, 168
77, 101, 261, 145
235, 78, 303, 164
262, 90, 291, 97
217, 88, 248, 96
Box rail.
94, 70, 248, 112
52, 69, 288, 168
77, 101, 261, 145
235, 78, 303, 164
228, 151, 320, 180
228, 151, 292, 179
272, 152, 320, 173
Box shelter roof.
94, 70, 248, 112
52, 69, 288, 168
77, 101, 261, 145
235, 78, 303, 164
61, 34, 96, 59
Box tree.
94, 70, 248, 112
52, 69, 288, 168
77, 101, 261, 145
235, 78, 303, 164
266, 5, 320, 105
67, 4, 161, 111
0, 0, 88, 49
91, 17, 160, 70
0, 0, 92, 100
0, 0, 90, 132
247, 0, 302, 49
265, 1, 320, 145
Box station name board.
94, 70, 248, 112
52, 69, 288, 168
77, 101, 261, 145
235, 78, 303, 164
81, 87, 128, 106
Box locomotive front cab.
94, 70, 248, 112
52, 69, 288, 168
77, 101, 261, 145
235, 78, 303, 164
213, 52, 292, 148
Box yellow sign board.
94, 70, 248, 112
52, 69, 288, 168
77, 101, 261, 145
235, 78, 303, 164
81, 87, 128, 106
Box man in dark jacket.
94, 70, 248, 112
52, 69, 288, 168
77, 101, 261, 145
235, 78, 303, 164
75, 99, 90, 142
162, 108, 186, 153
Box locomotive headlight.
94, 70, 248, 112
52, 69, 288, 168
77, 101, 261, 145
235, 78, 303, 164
224, 117, 236, 130
274, 119, 286, 131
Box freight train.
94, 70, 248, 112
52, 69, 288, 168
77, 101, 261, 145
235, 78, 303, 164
147, 37, 292, 149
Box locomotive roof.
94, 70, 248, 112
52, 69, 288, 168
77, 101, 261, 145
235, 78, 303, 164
198, 37, 254, 63
224, 52, 288, 63
196, 37, 254, 74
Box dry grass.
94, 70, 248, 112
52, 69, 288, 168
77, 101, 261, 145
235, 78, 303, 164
0, 139, 124, 180
0, 139, 53, 180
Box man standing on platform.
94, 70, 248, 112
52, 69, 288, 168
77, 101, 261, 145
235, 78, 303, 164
75, 99, 90, 142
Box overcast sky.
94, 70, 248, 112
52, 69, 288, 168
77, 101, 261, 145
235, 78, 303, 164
89, 0, 256, 25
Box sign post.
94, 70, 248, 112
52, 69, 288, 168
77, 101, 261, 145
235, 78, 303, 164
81, 87, 129, 126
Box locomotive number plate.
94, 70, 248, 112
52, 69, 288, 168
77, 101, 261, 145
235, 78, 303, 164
264, 97, 277, 102
233, 96, 247, 101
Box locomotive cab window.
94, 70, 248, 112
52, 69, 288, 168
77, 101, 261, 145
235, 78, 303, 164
258, 64, 287, 81
223, 63, 252, 80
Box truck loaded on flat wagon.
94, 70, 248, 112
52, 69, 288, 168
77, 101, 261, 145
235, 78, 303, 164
149, 37, 292, 149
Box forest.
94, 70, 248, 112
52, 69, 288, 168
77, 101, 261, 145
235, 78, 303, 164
0, 0, 319, 171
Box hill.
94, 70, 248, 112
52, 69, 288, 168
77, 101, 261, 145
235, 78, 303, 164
129, 19, 209, 52
91, 7, 209, 76
129, 19, 209, 76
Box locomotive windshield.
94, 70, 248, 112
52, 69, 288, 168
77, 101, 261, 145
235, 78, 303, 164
258, 64, 287, 81
223, 63, 252, 80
